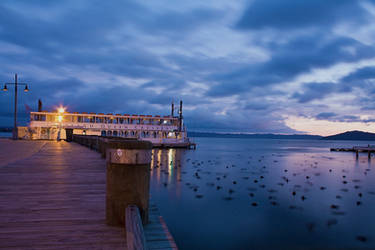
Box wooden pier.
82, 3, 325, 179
330, 145, 375, 159
0, 139, 177, 249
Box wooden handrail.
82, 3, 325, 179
126, 205, 148, 250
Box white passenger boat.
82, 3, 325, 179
26, 101, 194, 148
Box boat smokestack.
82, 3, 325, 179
179, 100, 183, 131
38, 99, 42, 112
171, 102, 174, 117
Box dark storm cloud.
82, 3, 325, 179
207, 35, 375, 97
342, 66, 375, 82
236, 0, 366, 30
292, 83, 336, 103
316, 112, 337, 120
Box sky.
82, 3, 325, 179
1, 0, 375, 136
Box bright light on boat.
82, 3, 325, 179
57, 115, 63, 122
57, 107, 65, 113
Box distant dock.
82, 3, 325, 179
330, 145, 375, 159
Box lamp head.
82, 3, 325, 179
3, 84, 8, 91
57, 107, 65, 113
24, 85, 29, 92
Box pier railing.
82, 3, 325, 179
72, 134, 152, 250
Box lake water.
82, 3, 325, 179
0, 132, 12, 138
150, 137, 375, 249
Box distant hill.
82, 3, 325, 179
188, 132, 322, 140
322, 130, 375, 141
0, 127, 12, 132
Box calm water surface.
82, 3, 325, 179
0, 132, 12, 138
150, 137, 375, 250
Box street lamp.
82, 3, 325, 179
2, 73, 30, 140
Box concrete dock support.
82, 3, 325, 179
106, 140, 153, 227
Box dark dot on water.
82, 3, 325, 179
330, 204, 339, 209
223, 196, 233, 201
216, 186, 222, 190
343, 175, 346, 178
306, 223, 315, 232
249, 193, 254, 197
336, 195, 342, 199
357, 201, 362, 206
195, 194, 203, 199
163, 183, 168, 187
233, 181, 237, 184
270, 201, 278, 206
193, 188, 198, 192
254, 180, 258, 183
327, 218, 338, 227
306, 176, 310, 179
320, 187, 326, 190
358, 193, 363, 197
301, 196, 306, 201
259, 184, 266, 188
292, 191, 296, 196
284, 169, 288, 172
251, 202, 258, 207
216, 177, 221, 181
329, 169, 332, 172
343, 181, 348, 184
356, 236, 367, 242
260, 176, 264, 179
355, 185, 361, 189
332, 211, 346, 216
229, 189, 235, 194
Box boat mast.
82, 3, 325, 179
179, 100, 183, 132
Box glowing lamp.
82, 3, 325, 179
58, 107, 65, 113
24, 85, 29, 92
3, 84, 8, 91
57, 115, 63, 122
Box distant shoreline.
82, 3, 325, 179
188, 131, 322, 140
188, 130, 375, 141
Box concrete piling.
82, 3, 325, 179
105, 139, 153, 226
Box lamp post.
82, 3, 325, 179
2, 74, 30, 140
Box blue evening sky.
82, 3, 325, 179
1, 0, 375, 135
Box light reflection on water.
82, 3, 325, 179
150, 138, 375, 250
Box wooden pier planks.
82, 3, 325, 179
0, 140, 126, 249
0, 139, 178, 249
